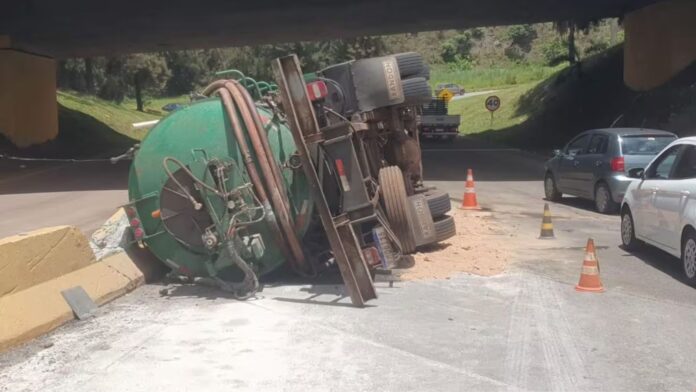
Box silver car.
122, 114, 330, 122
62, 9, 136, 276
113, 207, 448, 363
544, 128, 677, 213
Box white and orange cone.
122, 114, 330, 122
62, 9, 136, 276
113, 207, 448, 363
575, 238, 604, 293
460, 168, 481, 210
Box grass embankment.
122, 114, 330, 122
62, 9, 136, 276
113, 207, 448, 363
447, 83, 536, 134
57, 91, 188, 140
429, 64, 563, 92
471, 45, 696, 150
0, 92, 188, 158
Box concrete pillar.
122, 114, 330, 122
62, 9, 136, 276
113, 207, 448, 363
0, 43, 58, 147
624, 0, 696, 91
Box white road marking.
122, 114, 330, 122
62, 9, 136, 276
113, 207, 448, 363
450, 90, 500, 102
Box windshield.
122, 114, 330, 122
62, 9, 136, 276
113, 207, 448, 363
620, 135, 675, 155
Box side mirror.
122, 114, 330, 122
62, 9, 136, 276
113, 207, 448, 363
552, 149, 561, 157
628, 168, 644, 179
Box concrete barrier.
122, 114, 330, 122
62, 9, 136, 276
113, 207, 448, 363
0, 223, 150, 352
0, 252, 144, 351
0, 226, 95, 297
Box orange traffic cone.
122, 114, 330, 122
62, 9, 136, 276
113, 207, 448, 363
460, 169, 481, 210
575, 238, 604, 293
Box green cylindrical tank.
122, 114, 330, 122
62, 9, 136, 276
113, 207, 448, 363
127, 96, 313, 281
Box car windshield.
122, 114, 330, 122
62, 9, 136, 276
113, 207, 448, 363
620, 135, 675, 155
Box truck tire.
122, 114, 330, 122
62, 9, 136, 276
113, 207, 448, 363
402, 77, 432, 106
395, 52, 424, 78
433, 215, 456, 242
379, 166, 417, 254
424, 190, 451, 218
419, 63, 431, 81
406, 63, 431, 81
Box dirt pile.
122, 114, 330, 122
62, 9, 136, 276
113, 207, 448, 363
398, 205, 512, 280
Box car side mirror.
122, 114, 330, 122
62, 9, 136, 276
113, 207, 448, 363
552, 149, 561, 157
628, 167, 644, 179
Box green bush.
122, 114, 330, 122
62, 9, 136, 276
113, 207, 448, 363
440, 32, 476, 63
542, 38, 568, 66
505, 25, 537, 52
584, 40, 610, 57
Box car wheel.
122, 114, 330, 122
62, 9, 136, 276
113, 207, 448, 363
621, 208, 640, 250
595, 183, 619, 214
681, 231, 696, 286
544, 172, 562, 201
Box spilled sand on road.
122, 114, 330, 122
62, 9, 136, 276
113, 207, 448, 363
399, 205, 512, 280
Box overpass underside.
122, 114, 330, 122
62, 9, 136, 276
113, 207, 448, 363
0, 0, 693, 147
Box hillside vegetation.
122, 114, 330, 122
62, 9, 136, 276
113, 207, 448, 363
471, 45, 696, 149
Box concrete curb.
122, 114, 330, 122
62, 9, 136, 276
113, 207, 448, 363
0, 226, 96, 296
0, 252, 144, 352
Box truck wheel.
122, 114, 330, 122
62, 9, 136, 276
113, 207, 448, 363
405, 63, 431, 81
424, 190, 451, 218
434, 215, 456, 242
402, 77, 432, 105
394, 52, 424, 78
379, 166, 417, 254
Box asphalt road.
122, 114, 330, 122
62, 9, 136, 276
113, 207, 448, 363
0, 159, 128, 238
1, 137, 695, 391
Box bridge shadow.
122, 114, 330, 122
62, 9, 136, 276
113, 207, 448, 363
0, 160, 129, 194
547, 196, 619, 215
420, 136, 546, 182
0, 104, 135, 194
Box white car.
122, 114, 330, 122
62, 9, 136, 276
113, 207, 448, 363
621, 137, 696, 285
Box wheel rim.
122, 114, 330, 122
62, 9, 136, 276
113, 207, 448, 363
596, 187, 608, 212
545, 177, 554, 197
621, 213, 633, 246
684, 239, 696, 279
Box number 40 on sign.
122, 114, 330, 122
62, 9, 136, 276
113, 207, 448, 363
485, 95, 501, 125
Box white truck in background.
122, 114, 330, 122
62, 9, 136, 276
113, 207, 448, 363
418, 98, 461, 141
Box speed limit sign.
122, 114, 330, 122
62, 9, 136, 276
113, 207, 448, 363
485, 95, 501, 112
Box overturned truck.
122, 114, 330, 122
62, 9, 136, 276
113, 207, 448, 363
125, 53, 455, 306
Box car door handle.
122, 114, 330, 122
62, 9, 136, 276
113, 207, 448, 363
594, 160, 602, 167
573, 160, 580, 166
681, 191, 690, 197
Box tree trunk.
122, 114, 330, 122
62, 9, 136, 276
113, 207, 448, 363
568, 24, 577, 64
84, 58, 94, 93
610, 19, 619, 45
134, 76, 144, 112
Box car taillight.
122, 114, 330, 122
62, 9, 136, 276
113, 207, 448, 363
611, 157, 625, 172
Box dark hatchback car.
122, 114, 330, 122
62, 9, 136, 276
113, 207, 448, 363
544, 128, 677, 213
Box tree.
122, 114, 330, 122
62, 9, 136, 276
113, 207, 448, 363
440, 32, 476, 63
98, 57, 127, 103
164, 51, 210, 95
553, 19, 601, 65
84, 58, 94, 93
124, 54, 170, 111
504, 25, 537, 62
